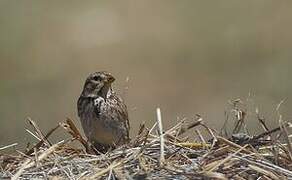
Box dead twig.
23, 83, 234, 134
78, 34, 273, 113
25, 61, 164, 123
156, 108, 165, 167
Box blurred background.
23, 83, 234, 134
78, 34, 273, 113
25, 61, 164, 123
1, 1, 292, 148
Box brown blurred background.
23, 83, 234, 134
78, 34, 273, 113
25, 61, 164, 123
1, 1, 292, 147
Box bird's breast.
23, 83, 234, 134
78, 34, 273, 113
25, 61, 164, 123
78, 97, 125, 145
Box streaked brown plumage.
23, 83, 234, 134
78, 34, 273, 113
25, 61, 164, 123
77, 71, 129, 153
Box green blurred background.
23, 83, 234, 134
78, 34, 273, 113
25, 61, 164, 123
1, 1, 292, 147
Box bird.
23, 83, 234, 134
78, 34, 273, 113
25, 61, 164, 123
77, 71, 130, 153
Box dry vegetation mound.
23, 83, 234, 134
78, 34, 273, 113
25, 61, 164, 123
1, 100, 292, 179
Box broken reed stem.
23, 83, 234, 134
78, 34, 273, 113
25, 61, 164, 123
217, 136, 253, 154
177, 117, 202, 136
27, 118, 51, 146
26, 124, 59, 155
156, 108, 165, 167
0, 143, 18, 151
25, 129, 42, 141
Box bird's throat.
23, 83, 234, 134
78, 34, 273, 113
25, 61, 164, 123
99, 84, 111, 100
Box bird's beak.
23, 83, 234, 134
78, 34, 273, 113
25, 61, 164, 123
106, 74, 115, 83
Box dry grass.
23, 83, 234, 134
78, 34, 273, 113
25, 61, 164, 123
1, 99, 292, 179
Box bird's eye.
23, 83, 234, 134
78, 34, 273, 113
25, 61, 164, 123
93, 76, 101, 81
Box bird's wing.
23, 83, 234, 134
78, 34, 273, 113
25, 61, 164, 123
108, 93, 130, 140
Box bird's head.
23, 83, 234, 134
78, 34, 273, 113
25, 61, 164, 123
81, 71, 115, 99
